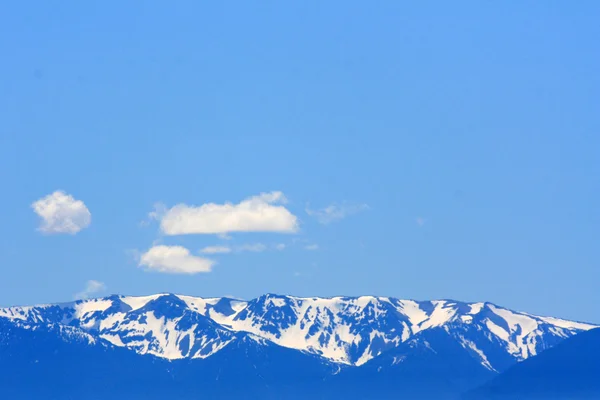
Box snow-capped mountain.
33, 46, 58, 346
1, 293, 595, 373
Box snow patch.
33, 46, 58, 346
120, 294, 163, 311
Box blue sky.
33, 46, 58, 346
1, 2, 598, 322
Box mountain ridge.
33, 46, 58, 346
5, 291, 593, 326
1, 293, 598, 399
1, 292, 595, 370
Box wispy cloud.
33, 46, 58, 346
304, 244, 319, 251
275, 243, 286, 251
74, 280, 105, 300
415, 217, 426, 227
140, 202, 167, 227
200, 245, 232, 254
199, 243, 272, 254
139, 245, 215, 274
32, 191, 91, 234
306, 202, 368, 224
237, 243, 267, 253
148, 192, 298, 235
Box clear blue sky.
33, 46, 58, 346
1, 2, 598, 322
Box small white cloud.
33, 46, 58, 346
306, 202, 368, 224
74, 280, 106, 300
305, 244, 319, 251
149, 191, 299, 235
275, 243, 286, 251
237, 243, 267, 253
293, 271, 302, 277
200, 245, 232, 254
139, 245, 215, 274
416, 217, 426, 227
32, 191, 91, 234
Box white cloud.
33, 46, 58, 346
275, 243, 286, 251
32, 191, 91, 234
150, 191, 299, 235
237, 243, 267, 253
200, 245, 232, 254
74, 280, 105, 300
139, 245, 215, 274
305, 244, 319, 251
306, 202, 368, 224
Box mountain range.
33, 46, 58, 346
0, 293, 596, 399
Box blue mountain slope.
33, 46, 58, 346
0, 316, 484, 399
0, 317, 334, 400
463, 327, 600, 400
168, 335, 337, 399
321, 327, 496, 400
2, 315, 598, 400
0, 317, 171, 400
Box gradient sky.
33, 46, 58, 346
1, 2, 599, 322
